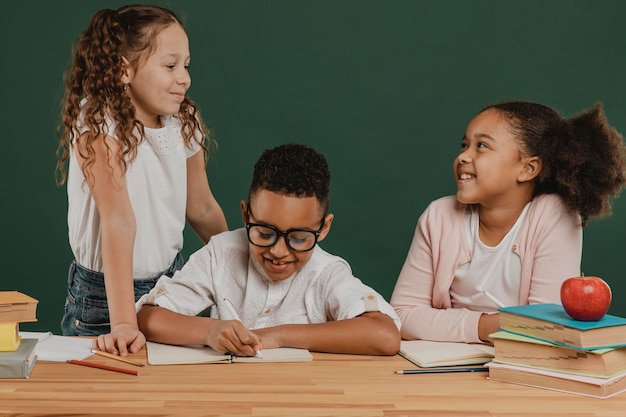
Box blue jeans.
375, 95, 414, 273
61, 252, 184, 336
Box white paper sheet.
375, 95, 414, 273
19, 331, 93, 361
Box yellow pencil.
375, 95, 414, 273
91, 349, 145, 367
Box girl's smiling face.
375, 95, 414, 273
122, 23, 191, 128
454, 108, 536, 208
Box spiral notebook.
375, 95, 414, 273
146, 341, 313, 365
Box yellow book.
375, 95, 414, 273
0, 322, 21, 352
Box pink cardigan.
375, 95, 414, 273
390, 194, 582, 343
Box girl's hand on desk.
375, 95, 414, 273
93, 323, 146, 356
478, 312, 499, 345
206, 319, 262, 357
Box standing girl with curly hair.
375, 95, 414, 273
56, 5, 228, 356
391, 101, 626, 344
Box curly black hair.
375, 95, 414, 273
483, 101, 626, 226
249, 143, 331, 213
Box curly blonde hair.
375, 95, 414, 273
56, 4, 211, 185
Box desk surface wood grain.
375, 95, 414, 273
1, 349, 625, 416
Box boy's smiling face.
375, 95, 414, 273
241, 189, 333, 282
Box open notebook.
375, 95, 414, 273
146, 341, 313, 365
399, 340, 494, 368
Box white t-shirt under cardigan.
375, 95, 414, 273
391, 194, 582, 343
450, 202, 530, 311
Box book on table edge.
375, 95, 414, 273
146, 341, 313, 365
0, 338, 37, 379
491, 330, 626, 378
498, 303, 626, 349
0, 291, 38, 323
486, 361, 626, 399
398, 340, 494, 368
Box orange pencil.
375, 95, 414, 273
67, 359, 139, 376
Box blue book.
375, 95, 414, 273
498, 304, 626, 350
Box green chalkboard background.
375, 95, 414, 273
2, 0, 625, 333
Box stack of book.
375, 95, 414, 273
0, 291, 39, 378
487, 303, 626, 399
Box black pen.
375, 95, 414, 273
395, 367, 488, 374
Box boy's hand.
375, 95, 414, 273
92, 323, 146, 356
206, 319, 262, 357
252, 327, 281, 349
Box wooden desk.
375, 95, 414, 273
1, 349, 625, 416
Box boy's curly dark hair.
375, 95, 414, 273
56, 4, 211, 185
249, 143, 331, 213
484, 101, 626, 226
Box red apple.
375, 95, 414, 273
560, 275, 612, 321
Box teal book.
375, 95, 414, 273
0, 338, 37, 379
498, 304, 626, 350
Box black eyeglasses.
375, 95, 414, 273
245, 206, 325, 252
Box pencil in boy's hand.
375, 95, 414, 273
223, 298, 264, 359
67, 359, 139, 375
91, 349, 145, 366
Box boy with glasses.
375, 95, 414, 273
136, 144, 401, 356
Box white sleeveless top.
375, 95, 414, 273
67, 103, 201, 278
450, 203, 530, 311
